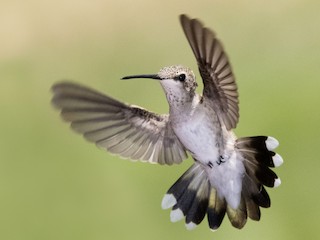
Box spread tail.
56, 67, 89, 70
161, 136, 283, 231
161, 163, 210, 230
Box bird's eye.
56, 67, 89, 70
178, 74, 186, 81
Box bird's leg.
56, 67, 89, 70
216, 155, 225, 165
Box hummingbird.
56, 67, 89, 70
52, 14, 283, 231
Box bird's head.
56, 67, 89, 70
122, 65, 197, 102
157, 65, 197, 94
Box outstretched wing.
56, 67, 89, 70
52, 82, 188, 165
180, 14, 239, 130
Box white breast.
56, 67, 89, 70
171, 100, 245, 210
172, 103, 221, 165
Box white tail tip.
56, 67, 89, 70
185, 222, 197, 230
273, 153, 284, 167
266, 136, 279, 151
161, 194, 177, 209
170, 208, 184, 222
274, 178, 281, 188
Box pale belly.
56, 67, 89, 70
175, 119, 220, 164
172, 112, 221, 165
172, 111, 244, 209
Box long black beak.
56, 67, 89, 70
121, 74, 162, 80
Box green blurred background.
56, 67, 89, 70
1, 0, 319, 239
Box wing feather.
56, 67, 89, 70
180, 14, 239, 130
52, 82, 188, 165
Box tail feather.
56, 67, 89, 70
255, 164, 279, 188
252, 185, 271, 208
243, 156, 279, 189
162, 136, 282, 231
245, 196, 261, 221
185, 179, 210, 226
237, 135, 282, 210
162, 164, 210, 229
236, 136, 283, 168
226, 197, 247, 229
207, 188, 227, 231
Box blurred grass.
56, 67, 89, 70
1, 0, 320, 239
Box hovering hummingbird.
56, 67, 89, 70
52, 14, 283, 231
